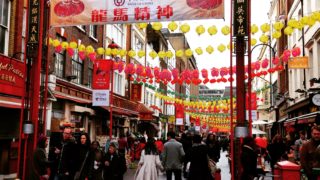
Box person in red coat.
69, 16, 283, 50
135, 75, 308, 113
135, 137, 146, 160
155, 138, 164, 154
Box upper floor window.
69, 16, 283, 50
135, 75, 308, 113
55, 36, 65, 78
87, 60, 93, 88
133, 35, 144, 51
89, 25, 98, 40
113, 71, 123, 95
0, 0, 10, 54
71, 49, 83, 84
106, 24, 124, 47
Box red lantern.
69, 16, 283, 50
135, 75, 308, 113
291, 47, 301, 57
211, 68, 219, 77
228, 77, 234, 82
172, 68, 179, 79
203, 78, 209, 84
272, 57, 280, 65
192, 70, 199, 79
255, 61, 261, 71
118, 61, 124, 73
149, 79, 153, 84
201, 69, 208, 78
210, 79, 217, 83
261, 58, 269, 68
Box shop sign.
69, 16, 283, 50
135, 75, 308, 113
50, 0, 224, 26
139, 113, 153, 120
0, 56, 25, 96
28, 0, 40, 43
92, 59, 113, 90
176, 118, 183, 125
92, 90, 110, 106
131, 84, 142, 101
175, 104, 184, 120
288, 56, 309, 69
233, 0, 248, 36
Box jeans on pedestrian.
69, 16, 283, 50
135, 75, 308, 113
166, 169, 182, 180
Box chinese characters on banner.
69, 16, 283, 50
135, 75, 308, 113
92, 59, 113, 106
28, 0, 40, 43
130, 84, 142, 101
175, 104, 184, 125
50, 0, 224, 26
233, 0, 248, 36
245, 92, 257, 110
288, 56, 309, 69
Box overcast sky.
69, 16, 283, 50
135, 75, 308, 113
182, 0, 271, 89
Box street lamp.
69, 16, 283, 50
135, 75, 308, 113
107, 40, 120, 139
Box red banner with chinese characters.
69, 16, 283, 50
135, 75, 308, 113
175, 104, 184, 119
50, 0, 224, 27
140, 113, 153, 120
0, 55, 25, 96
131, 84, 142, 101
92, 59, 113, 90
245, 92, 257, 110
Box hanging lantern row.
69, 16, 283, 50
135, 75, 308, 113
145, 10, 320, 36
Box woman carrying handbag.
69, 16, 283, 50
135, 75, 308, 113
74, 133, 91, 180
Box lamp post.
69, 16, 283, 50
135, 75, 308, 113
300, 0, 307, 94
108, 40, 120, 139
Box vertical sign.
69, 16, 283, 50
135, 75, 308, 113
245, 92, 257, 110
28, 0, 40, 43
92, 59, 113, 89
92, 90, 110, 106
233, 0, 248, 37
175, 104, 184, 125
131, 84, 142, 101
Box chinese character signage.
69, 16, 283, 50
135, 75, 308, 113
245, 92, 257, 110
175, 104, 184, 125
28, 0, 40, 43
0, 56, 25, 96
92, 90, 110, 106
288, 56, 309, 69
50, 0, 224, 26
233, 0, 248, 37
92, 59, 113, 90
130, 84, 142, 101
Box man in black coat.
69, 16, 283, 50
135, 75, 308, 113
103, 141, 127, 180
241, 136, 258, 180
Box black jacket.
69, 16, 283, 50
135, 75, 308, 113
187, 144, 213, 180
241, 145, 258, 180
30, 148, 51, 180
103, 152, 127, 180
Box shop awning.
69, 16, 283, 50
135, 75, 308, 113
136, 103, 154, 114
54, 92, 92, 104
0, 96, 22, 109
102, 106, 139, 116
283, 111, 320, 126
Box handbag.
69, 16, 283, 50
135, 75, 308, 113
74, 151, 89, 180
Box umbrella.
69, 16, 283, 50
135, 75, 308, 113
252, 120, 268, 125
252, 128, 266, 135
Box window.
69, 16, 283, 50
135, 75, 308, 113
87, 61, 93, 88
0, 0, 10, 54
55, 36, 65, 78
106, 24, 124, 47
89, 25, 98, 40
71, 49, 83, 84
133, 35, 144, 51
113, 72, 123, 95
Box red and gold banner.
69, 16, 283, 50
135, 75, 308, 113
92, 59, 113, 90
0, 55, 25, 96
131, 84, 142, 101
288, 56, 309, 69
50, 0, 224, 26
246, 92, 257, 110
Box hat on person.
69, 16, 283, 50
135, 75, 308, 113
109, 141, 119, 149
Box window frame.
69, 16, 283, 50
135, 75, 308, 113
71, 49, 83, 84
0, 0, 10, 55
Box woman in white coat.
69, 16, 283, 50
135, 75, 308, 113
134, 137, 163, 180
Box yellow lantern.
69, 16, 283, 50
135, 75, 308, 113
138, 23, 148, 29
111, 48, 119, 56
185, 49, 193, 57
52, 39, 60, 47
306, 16, 316, 26
49, 38, 53, 46
152, 22, 162, 31
206, 45, 214, 54
180, 23, 190, 33
85, 45, 95, 54
96, 47, 105, 55
158, 51, 166, 58
168, 21, 178, 32
273, 21, 284, 31
69, 41, 77, 49
296, 21, 304, 30
251, 38, 257, 46
119, 49, 127, 57
196, 25, 205, 35
284, 26, 293, 36
251, 24, 259, 34
259, 34, 269, 43
128, 50, 136, 57
176, 50, 184, 57
166, 50, 174, 58
260, 23, 270, 33
311, 11, 320, 22
61, 41, 69, 49
195, 47, 203, 55
149, 50, 158, 59
105, 48, 112, 56
208, 25, 218, 35
78, 44, 86, 51
221, 25, 230, 35
137, 50, 145, 58
217, 44, 226, 53
272, 31, 281, 39
300, 16, 309, 26
288, 18, 298, 28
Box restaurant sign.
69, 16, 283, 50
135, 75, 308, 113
0, 56, 25, 96
28, 0, 40, 43
50, 0, 224, 26
233, 0, 248, 36
288, 56, 309, 69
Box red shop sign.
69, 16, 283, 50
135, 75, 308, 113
140, 113, 153, 121
131, 84, 142, 101
92, 59, 113, 90
246, 92, 257, 110
0, 55, 25, 96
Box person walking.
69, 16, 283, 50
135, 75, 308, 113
74, 133, 91, 180
206, 133, 221, 163
267, 134, 286, 171
294, 130, 306, 162
240, 136, 258, 180
301, 125, 320, 180
103, 141, 127, 180
134, 138, 164, 180
88, 141, 104, 180
162, 131, 185, 180
30, 135, 51, 180
187, 134, 213, 180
